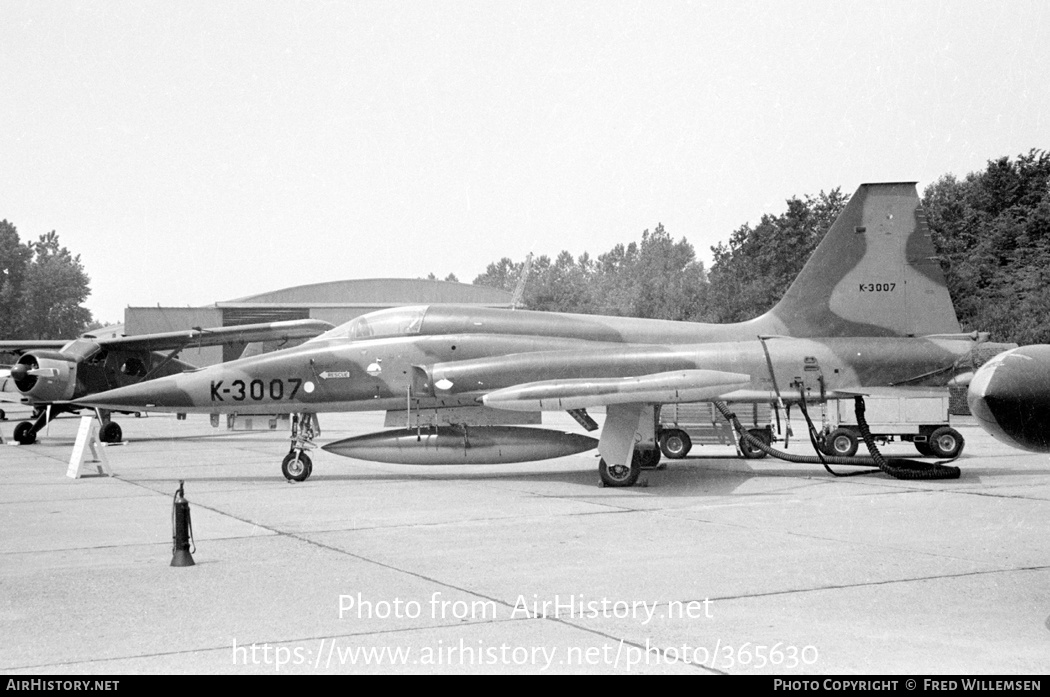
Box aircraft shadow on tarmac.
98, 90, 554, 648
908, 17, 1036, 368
99, 453, 1050, 495
20, 427, 1046, 490
126, 461, 765, 497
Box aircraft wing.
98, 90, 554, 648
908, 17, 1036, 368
481, 369, 752, 411
478, 368, 752, 482
0, 319, 334, 355
94, 319, 334, 352
0, 341, 69, 354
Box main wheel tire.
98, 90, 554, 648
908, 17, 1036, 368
634, 447, 662, 470
914, 440, 935, 457
13, 421, 36, 445
99, 421, 123, 443
0, 408, 6, 420
659, 429, 692, 459
823, 428, 859, 458
928, 426, 963, 458
599, 457, 640, 487
739, 428, 770, 459
282, 451, 313, 482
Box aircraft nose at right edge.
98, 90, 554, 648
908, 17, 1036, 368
967, 345, 1050, 453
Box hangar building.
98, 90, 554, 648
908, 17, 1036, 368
125, 279, 513, 367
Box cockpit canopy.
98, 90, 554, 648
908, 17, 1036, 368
310, 306, 428, 343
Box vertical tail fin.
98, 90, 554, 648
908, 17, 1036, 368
761, 182, 960, 337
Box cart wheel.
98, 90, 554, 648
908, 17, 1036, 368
824, 428, 858, 457
739, 428, 770, 459
659, 429, 692, 459
928, 426, 963, 458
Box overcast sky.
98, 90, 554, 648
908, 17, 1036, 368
2, 1, 1047, 324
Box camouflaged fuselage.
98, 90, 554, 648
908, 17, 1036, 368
75, 330, 979, 415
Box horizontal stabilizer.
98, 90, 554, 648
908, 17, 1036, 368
482, 369, 751, 411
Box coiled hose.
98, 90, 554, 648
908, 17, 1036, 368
712, 397, 961, 480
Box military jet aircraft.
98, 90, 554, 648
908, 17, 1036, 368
76, 183, 1015, 485
1, 319, 332, 444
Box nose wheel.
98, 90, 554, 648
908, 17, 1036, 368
282, 450, 313, 482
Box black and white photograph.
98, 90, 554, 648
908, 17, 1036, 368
1, 0, 1048, 678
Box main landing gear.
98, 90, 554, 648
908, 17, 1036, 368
13, 406, 64, 445
13, 421, 37, 445
283, 413, 319, 482
13, 407, 57, 445
598, 447, 662, 488
99, 420, 123, 444
11, 407, 123, 445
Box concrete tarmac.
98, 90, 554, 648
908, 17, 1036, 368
1, 405, 1048, 675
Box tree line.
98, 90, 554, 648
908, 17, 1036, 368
472, 149, 1049, 344
923, 150, 1050, 344
0, 222, 93, 340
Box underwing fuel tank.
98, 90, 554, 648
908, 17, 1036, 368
322, 426, 598, 464
967, 345, 1050, 452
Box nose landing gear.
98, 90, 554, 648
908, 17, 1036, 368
283, 413, 319, 482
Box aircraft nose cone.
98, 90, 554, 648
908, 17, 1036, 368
967, 345, 1050, 452
74, 374, 195, 410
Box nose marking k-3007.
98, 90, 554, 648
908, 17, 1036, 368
210, 378, 303, 401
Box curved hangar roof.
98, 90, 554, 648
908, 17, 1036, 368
223, 278, 512, 306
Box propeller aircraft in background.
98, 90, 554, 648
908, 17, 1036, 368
1, 319, 332, 444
